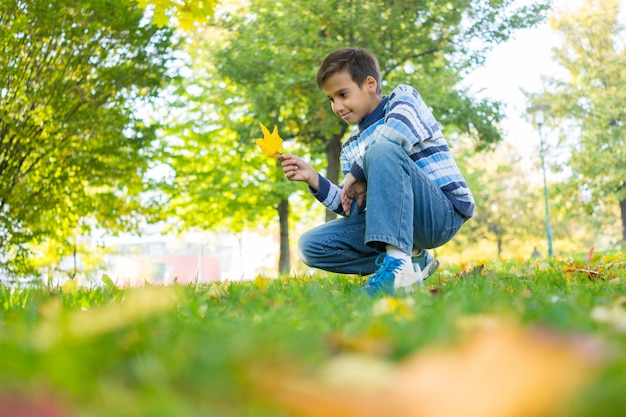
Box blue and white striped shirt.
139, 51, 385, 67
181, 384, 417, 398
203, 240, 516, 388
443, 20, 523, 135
312, 84, 474, 218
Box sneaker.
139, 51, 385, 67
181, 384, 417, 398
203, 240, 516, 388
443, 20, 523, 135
412, 249, 439, 282
361, 254, 423, 297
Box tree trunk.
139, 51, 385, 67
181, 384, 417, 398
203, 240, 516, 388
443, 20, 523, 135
278, 198, 291, 274
325, 132, 344, 222
619, 199, 626, 247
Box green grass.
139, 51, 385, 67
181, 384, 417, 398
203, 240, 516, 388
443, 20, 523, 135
1, 252, 625, 417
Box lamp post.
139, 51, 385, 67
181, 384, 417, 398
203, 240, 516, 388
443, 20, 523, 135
529, 104, 554, 257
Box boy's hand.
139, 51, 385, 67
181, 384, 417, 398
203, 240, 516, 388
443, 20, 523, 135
340, 173, 366, 216
278, 154, 319, 191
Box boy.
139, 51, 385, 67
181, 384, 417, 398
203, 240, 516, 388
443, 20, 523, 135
278, 47, 473, 296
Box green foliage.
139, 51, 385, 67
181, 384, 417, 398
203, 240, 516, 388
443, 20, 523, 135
0, 253, 625, 416
531, 0, 626, 243
137, 0, 218, 29
0, 0, 176, 274
212, 0, 550, 149
448, 142, 545, 257
439, 139, 599, 261
159, 29, 315, 233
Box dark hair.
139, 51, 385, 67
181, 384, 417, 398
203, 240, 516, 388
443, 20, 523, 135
316, 47, 382, 95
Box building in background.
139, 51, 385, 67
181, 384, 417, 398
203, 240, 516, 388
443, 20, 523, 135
103, 230, 279, 286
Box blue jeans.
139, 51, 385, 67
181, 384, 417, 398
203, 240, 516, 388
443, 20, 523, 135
299, 141, 467, 275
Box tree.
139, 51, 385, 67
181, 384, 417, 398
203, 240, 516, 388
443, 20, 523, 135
167, 0, 551, 274
462, 143, 545, 258
161, 26, 317, 274
0, 0, 176, 275
440, 139, 598, 261
533, 0, 626, 246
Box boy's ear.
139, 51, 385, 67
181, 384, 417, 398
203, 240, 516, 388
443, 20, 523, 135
366, 75, 378, 93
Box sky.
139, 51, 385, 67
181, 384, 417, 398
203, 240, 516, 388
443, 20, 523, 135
462, 0, 580, 163
462, 0, 624, 161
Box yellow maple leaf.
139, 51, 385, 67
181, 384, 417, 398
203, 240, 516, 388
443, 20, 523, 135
372, 296, 415, 320
255, 122, 285, 157
253, 274, 271, 289
61, 278, 79, 294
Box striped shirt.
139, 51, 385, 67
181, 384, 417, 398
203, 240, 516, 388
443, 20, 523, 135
312, 84, 474, 218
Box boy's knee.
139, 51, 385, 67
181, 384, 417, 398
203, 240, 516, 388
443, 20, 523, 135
369, 140, 395, 152
365, 141, 401, 162
364, 141, 404, 174
297, 231, 315, 266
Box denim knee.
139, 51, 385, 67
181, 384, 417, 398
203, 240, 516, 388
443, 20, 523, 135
364, 141, 404, 169
297, 229, 316, 267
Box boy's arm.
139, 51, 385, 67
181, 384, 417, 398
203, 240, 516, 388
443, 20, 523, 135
310, 174, 345, 215
314, 174, 365, 216
279, 154, 345, 215
278, 154, 319, 190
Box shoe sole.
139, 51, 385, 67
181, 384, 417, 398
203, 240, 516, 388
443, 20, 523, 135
414, 258, 439, 282
424, 258, 439, 280
398, 258, 440, 295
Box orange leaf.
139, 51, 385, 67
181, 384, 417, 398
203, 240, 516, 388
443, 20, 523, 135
255, 122, 285, 157
252, 318, 600, 417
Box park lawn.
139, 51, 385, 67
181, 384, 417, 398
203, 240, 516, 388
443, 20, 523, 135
1, 251, 625, 417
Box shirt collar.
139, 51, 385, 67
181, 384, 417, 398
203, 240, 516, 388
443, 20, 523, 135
358, 96, 389, 131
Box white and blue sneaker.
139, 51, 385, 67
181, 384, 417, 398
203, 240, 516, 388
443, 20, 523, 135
361, 254, 423, 297
412, 249, 439, 282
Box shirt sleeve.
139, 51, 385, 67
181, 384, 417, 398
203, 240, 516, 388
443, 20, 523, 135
309, 173, 346, 215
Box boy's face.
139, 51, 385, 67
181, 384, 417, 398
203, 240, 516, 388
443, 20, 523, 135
321, 70, 382, 125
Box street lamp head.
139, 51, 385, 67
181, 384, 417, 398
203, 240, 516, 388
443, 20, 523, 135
528, 104, 551, 127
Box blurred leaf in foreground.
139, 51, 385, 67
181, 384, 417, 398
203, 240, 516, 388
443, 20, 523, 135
66, 287, 178, 340
33, 287, 178, 350
252, 317, 602, 417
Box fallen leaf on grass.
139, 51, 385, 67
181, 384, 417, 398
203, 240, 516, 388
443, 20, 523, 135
207, 281, 231, 299
252, 274, 271, 289
563, 263, 601, 280
251, 318, 600, 417
61, 278, 79, 294
372, 296, 415, 319
101, 273, 116, 289
255, 122, 284, 157
563, 249, 626, 280
457, 263, 485, 278
601, 250, 626, 270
